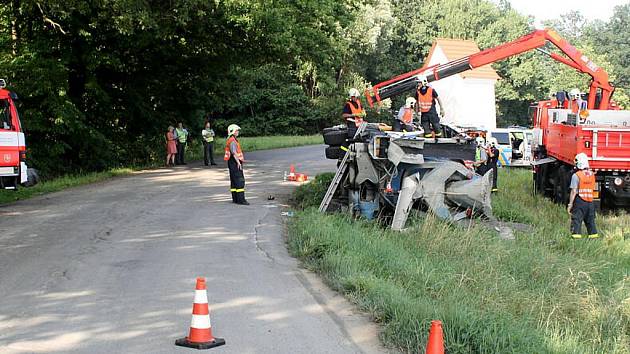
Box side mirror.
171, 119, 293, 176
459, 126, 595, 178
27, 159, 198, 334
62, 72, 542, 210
9, 92, 18, 100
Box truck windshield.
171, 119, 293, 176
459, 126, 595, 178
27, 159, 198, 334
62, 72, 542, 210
493, 132, 510, 145
0, 99, 12, 130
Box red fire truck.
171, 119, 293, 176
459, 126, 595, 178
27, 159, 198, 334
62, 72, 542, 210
0, 79, 34, 190
365, 28, 630, 208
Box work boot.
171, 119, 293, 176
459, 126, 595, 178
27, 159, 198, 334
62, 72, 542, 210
231, 192, 237, 203
236, 192, 249, 205
571, 234, 583, 239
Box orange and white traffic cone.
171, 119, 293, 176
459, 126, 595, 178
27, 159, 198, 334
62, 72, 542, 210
425, 320, 444, 354
175, 277, 226, 350
288, 164, 296, 181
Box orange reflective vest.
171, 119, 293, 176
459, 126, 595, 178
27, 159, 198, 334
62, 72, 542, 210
224, 136, 244, 161
400, 107, 414, 124
345, 100, 364, 124
417, 87, 434, 113
576, 169, 595, 202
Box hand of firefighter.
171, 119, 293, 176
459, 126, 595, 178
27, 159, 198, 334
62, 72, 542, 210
356, 111, 366, 118
566, 203, 572, 214
440, 107, 445, 117
237, 160, 242, 170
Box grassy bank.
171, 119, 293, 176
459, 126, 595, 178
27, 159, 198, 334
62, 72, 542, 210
0, 135, 323, 205
288, 169, 630, 353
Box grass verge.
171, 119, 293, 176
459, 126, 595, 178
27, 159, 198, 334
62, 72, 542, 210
288, 168, 630, 353
0, 134, 323, 205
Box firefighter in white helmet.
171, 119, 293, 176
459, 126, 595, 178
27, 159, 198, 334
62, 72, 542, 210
567, 153, 598, 239
486, 137, 499, 192
394, 97, 417, 132
473, 137, 489, 175
415, 74, 445, 138
224, 124, 249, 205
342, 88, 366, 140
568, 88, 586, 115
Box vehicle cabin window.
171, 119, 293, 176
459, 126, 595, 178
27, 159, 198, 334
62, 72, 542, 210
0, 99, 12, 130
525, 133, 533, 144
493, 132, 510, 145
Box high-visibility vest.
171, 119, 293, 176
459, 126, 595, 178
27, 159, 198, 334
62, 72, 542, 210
224, 136, 244, 161
417, 87, 434, 113
400, 108, 414, 124
576, 169, 595, 202
475, 147, 482, 162
345, 100, 364, 124
202, 129, 214, 142
175, 128, 187, 143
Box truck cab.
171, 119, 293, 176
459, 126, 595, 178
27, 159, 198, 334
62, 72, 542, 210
0, 79, 29, 189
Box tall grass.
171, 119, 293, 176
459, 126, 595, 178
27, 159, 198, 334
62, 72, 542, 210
289, 168, 630, 353
0, 135, 323, 205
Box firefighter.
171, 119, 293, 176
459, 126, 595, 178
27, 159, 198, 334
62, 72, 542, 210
473, 137, 489, 175
202, 121, 217, 166
569, 88, 586, 114
415, 75, 445, 138
486, 137, 499, 192
394, 97, 416, 132
174, 122, 189, 165
342, 88, 366, 139
567, 153, 598, 239
224, 124, 249, 205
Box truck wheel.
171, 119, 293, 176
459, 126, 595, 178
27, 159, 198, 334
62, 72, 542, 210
553, 166, 570, 204
22, 168, 40, 187
323, 130, 347, 146
325, 146, 343, 160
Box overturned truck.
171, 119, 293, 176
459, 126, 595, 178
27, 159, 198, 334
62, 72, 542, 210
319, 122, 494, 230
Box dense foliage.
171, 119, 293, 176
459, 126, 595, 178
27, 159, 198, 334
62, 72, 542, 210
1, 1, 628, 176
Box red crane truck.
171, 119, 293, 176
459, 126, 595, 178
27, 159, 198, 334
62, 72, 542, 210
365, 28, 630, 208
0, 79, 34, 190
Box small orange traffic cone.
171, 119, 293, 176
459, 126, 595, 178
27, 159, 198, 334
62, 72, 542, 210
425, 320, 444, 354
288, 164, 297, 181
175, 277, 226, 350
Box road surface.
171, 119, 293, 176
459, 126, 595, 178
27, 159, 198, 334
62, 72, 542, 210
0, 145, 389, 354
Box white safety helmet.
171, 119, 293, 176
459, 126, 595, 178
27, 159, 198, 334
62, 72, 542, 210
348, 88, 360, 98
475, 137, 485, 146
417, 74, 429, 86
405, 97, 416, 108
487, 137, 498, 147
574, 152, 589, 170
227, 124, 241, 136
569, 88, 581, 100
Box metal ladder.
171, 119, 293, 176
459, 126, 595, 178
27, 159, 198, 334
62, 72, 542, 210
319, 122, 367, 212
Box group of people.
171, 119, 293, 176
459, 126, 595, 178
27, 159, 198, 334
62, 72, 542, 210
473, 137, 500, 193
164, 121, 248, 206
165, 121, 217, 167
343, 74, 445, 139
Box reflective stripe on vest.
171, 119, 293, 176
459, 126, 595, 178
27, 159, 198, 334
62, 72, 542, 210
346, 100, 364, 124
417, 87, 434, 113
224, 136, 244, 161
401, 108, 413, 124
475, 148, 481, 162
175, 128, 187, 143
576, 170, 595, 202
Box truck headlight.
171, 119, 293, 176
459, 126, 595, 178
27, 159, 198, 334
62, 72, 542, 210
614, 177, 623, 186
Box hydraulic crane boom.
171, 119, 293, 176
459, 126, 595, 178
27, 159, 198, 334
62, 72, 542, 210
365, 29, 614, 110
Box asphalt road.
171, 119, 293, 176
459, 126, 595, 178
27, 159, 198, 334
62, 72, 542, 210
0, 145, 389, 354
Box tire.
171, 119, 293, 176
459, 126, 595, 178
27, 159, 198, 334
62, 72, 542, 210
553, 165, 570, 204
323, 130, 347, 146
325, 146, 344, 160
22, 168, 40, 187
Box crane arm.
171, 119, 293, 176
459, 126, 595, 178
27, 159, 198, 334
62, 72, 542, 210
365, 29, 613, 110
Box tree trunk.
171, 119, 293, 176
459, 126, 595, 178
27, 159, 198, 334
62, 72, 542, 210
11, 0, 20, 55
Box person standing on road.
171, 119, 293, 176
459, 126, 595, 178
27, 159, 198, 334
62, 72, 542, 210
486, 137, 499, 192
473, 137, 488, 175
567, 153, 598, 239
174, 122, 189, 165
394, 97, 416, 132
224, 124, 249, 205
166, 126, 177, 166
342, 88, 366, 140
415, 75, 445, 138
202, 121, 217, 166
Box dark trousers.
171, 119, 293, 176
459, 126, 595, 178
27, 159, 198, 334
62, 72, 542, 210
393, 120, 414, 132
203, 141, 216, 165
476, 163, 489, 176
227, 157, 246, 203
490, 163, 498, 190
176, 141, 186, 164
421, 111, 441, 137
570, 197, 597, 235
